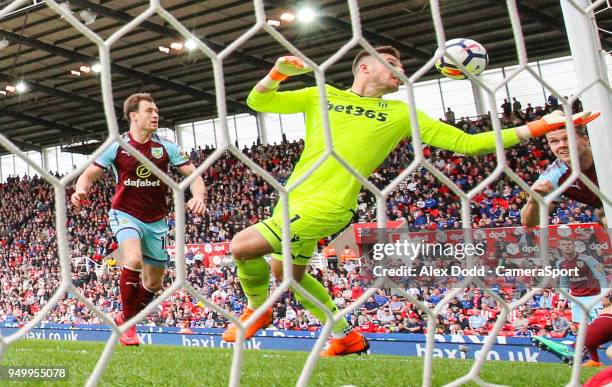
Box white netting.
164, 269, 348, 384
0, 0, 610, 386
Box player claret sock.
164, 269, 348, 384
222, 307, 273, 342
320, 330, 370, 357
114, 312, 140, 346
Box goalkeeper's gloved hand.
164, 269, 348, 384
526, 110, 601, 137
260, 56, 311, 90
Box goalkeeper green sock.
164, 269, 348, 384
293, 273, 351, 338
235, 257, 270, 309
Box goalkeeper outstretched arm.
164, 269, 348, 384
417, 109, 601, 157
248, 55, 601, 154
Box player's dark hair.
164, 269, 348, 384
124, 93, 155, 122
352, 46, 401, 75
575, 125, 588, 137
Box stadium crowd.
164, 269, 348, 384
0, 100, 602, 337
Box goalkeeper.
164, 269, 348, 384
222, 46, 600, 356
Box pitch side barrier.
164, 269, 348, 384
1, 324, 608, 365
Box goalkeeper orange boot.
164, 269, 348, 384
222, 307, 272, 342
115, 312, 140, 346
321, 330, 370, 357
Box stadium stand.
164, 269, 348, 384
0, 105, 602, 338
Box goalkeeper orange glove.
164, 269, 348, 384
260, 56, 311, 89
526, 110, 601, 137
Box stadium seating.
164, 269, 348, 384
0, 105, 602, 336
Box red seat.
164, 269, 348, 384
528, 317, 539, 325
505, 331, 515, 337
534, 309, 548, 316
464, 329, 474, 335
551, 331, 566, 338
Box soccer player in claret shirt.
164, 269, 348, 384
521, 125, 604, 227
583, 294, 612, 367
556, 238, 608, 324
542, 294, 611, 369
71, 93, 206, 346
223, 46, 600, 356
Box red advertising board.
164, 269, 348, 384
354, 222, 611, 258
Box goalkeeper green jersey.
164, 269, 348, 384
247, 85, 520, 212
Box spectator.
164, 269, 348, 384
539, 290, 554, 309
374, 289, 389, 307
468, 308, 487, 329
377, 308, 395, 326
405, 315, 423, 333
525, 103, 535, 121
501, 98, 512, 118
460, 294, 474, 310
548, 94, 559, 109
388, 295, 404, 314
445, 107, 456, 125
515, 325, 533, 337
511, 310, 530, 330
512, 97, 522, 114
362, 296, 379, 315
550, 311, 570, 337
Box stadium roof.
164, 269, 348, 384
0, 0, 610, 153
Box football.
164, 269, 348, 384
435, 38, 488, 80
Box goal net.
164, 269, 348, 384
0, 1, 610, 386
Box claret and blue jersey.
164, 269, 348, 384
536, 159, 601, 208
94, 132, 191, 223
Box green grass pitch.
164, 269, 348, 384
0, 340, 600, 386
